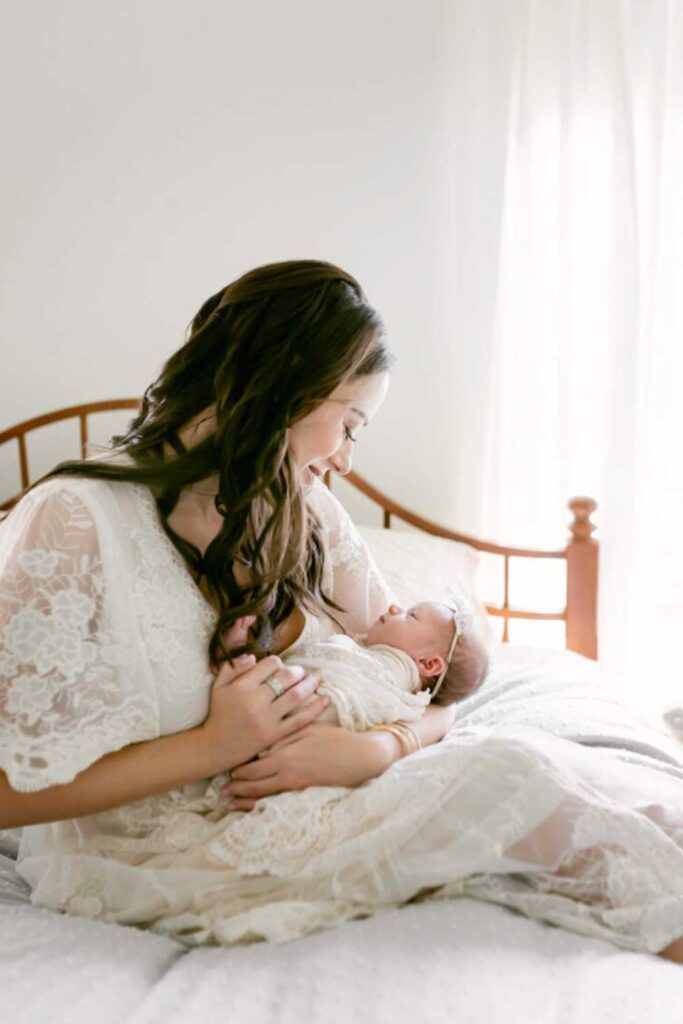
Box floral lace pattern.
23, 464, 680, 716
1, 484, 154, 791
0, 478, 215, 792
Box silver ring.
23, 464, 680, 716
263, 675, 285, 698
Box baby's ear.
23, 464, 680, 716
417, 654, 445, 679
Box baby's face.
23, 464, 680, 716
366, 602, 454, 675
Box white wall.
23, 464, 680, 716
1, 0, 483, 524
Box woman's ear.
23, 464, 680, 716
417, 654, 445, 679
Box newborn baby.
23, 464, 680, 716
225, 598, 489, 733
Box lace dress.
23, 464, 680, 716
2, 476, 683, 952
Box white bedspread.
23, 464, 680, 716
451, 645, 683, 765
2, 646, 683, 1023
2, 877, 683, 1024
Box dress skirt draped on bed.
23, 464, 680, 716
2, 477, 683, 952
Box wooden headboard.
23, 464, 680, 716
0, 399, 599, 659
325, 471, 598, 661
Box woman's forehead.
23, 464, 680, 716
328, 372, 389, 412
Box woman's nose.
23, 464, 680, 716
329, 449, 352, 476
328, 436, 354, 476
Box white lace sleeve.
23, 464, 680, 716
0, 482, 159, 793
308, 481, 397, 635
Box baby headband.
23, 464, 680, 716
429, 586, 481, 700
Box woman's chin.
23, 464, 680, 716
300, 466, 323, 490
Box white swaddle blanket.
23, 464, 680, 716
286, 633, 430, 729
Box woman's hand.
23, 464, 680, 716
222, 701, 458, 810
199, 654, 331, 775
222, 722, 401, 810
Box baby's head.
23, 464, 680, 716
366, 600, 488, 706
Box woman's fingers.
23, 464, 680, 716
274, 672, 323, 716
226, 777, 286, 799
229, 799, 257, 812
276, 694, 330, 738
257, 735, 298, 758
247, 657, 309, 694
213, 656, 320, 713
229, 758, 279, 782
213, 653, 284, 690
211, 653, 258, 687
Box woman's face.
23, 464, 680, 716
288, 371, 389, 486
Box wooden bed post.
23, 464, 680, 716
566, 498, 599, 660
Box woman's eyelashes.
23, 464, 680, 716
343, 425, 358, 444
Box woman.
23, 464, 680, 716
1, 260, 682, 960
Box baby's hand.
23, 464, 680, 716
224, 615, 257, 647
210, 616, 258, 675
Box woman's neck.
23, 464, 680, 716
167, 484, 224, 558
163, 407, 224, 548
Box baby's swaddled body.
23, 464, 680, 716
288, 632, 430, 729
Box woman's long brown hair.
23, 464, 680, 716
40, 260, 392, 665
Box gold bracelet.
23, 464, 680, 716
368, 724, 410, 759
390, 722, 419, 756
369, 722, 421, 759
397, 720, 423, 752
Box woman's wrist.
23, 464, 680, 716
193, 723, 248, 779
365, 729, 403, 775
364, 705, 456, 779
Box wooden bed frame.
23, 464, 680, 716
0, 400, 599, 660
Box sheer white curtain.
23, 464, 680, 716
448, 0, 683, 712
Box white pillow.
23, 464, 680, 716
358, 525, 497, 653
357, 524, 479, 611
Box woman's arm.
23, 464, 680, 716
0, 485, 332, 826
0, 725, 215, 829
0, 654, 330, 829
224, 702, 457, 810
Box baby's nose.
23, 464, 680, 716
388, 604, 402, 616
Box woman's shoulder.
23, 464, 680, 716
6, 474, 155, 547
19, 472, 148, 513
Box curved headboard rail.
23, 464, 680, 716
0, 399, 141, 512
0, 400, 598, 660
327, 470, 599, 661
